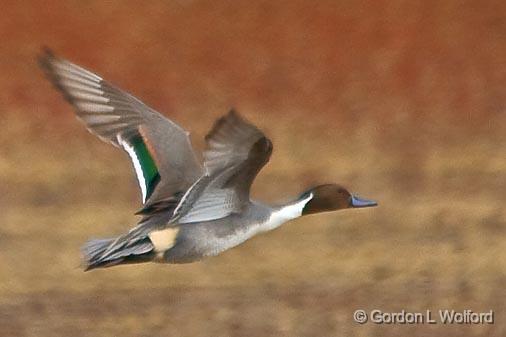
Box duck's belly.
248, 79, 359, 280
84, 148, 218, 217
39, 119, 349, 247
162, 220, 264, 263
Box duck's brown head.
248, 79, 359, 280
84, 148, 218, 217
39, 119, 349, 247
301, 184, 377, 216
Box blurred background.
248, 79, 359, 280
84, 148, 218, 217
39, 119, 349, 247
1, 1, 505, 336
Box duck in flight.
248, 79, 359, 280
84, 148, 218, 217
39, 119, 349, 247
39, 49, 378, 271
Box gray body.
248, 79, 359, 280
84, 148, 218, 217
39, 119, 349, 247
164, 202, 272, 263
82, 199, 287, 269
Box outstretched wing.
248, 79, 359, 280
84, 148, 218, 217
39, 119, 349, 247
38, 49, 203, 206
172, 110, 272, 224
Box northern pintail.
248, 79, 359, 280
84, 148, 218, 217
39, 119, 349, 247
39, 49, 377, 270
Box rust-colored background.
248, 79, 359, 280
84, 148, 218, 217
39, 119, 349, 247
1, 1, 505, 336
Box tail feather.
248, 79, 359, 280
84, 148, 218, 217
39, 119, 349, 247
81, 238, 114, 269
81, 236, 154, 271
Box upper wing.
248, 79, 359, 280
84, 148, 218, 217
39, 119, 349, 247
203, 109, 272, 201
38, 49, 203, 206
84, 111, 271, 259
172, 110, 272, 224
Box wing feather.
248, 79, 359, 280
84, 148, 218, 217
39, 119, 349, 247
172, 110, 272, 224
39, 49, 203, 205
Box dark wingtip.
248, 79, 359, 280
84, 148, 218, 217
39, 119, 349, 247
228, 108, 248, 123
205, 112, 230, 142
41, 46, 54, 57
37, 48, 78, 105
37, 46, 55, 69
205, 108, 245, 141
228, 107, 239, 117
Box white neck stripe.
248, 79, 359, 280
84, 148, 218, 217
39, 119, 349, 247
262, 193, 313, 232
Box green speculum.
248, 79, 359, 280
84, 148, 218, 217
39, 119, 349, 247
131, 135, 160, 200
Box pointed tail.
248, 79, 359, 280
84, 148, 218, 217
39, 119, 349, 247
81, 238, 115, 271
81, 236, 154, 271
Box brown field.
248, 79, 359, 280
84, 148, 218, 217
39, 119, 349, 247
1, 1, 505, 336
